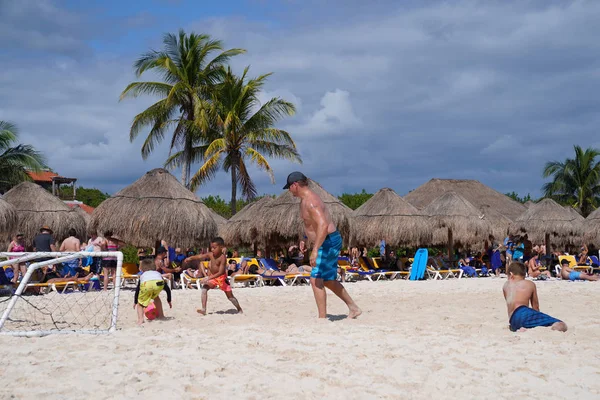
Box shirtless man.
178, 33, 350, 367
59, 228, 82, 277
527, 254, 551, 279
284, 171, 361, 319
503, 262, 566, 332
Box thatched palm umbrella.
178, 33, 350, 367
207, 209, 228, 236
261, 179, 352, 246
3, 182, 87, 244
404, 178, 526, 221
523, 200, 534, 208
583, 207, 600, 244
510, 198, 582, 252
479, 205, 512, 241
422, 191, 492, 259
89, 168, 217, 248
222, 196, 273, 247
0, 196, 18, 245
350, 188, 431, 247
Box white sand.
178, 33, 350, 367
2, 278, 600, 399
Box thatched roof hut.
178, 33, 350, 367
523, 200, 534, 208
404, 178, 527, 221
0, 197, 18, 244
3, 182, 87, 244
479, 205, 512, 240
261, 179, 352, 246
350, 188, 431, 247
208, 210, 228, 236
583, 207, 600, 244
564, 206, 584, 222
222, 196, 273, 246
510, 198, 582, 246
89, 168, 217, 248
422, 191, 492, 247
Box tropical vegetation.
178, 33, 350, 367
0, 121, 46, 193
542, 145, 600, 217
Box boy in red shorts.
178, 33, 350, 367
183, 237, 243, 315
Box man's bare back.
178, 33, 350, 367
503, 279, 537, 317
300, 191, 336, 244
60, 236, 81, 252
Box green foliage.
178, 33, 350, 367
201, 194, 273, 218
542, 145, 600, 217
338, 189, 373, 210
121, 30, 246, 188
505, 191, 532, 204
0, 121, 46, 193
58, 186, 110, 207
121, 245, 139, 264
188, 66, 301, 215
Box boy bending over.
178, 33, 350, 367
503, 262, 567, 332
184, 237, 243, 315
134, 259, 172, 325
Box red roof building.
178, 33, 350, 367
26, 170, 77, 199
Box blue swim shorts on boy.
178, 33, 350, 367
310, 231, 342, 281
509, 305, 562, 332
569, 271, 581, 281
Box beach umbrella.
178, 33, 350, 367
89, 168, 217, 248
261, 179, 352, 246
404, 178, 526, 221
479, 205, 512, 241
0, 196, 18, 245
422, 191, 492, 259
581, 207, 600, 245
3, 182, 87, 245
523, 200, 534, 208
350, 188, 431, 247
208, 209, 228, 236
222, 196, 273, 247
510, 198, 582, 252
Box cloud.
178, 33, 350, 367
2, 0, 600, 202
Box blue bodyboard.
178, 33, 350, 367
409, 248, 428, 280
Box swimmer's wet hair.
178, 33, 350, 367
508, 262, 526, 277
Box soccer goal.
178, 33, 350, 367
0, 252, 123, 337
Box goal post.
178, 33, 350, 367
0, 252, 123, 337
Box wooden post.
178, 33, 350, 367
73, 182, 76, 200
448, 228, 453, 265
545, 232, 550, 256
52, 180, 56, 196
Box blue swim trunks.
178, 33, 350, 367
310, 231, 342, 281
509, 305, 561, 332
569, 271, 581, 281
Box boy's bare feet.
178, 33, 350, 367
348, 307, 362, 319
197, 309, 206, 315
137, 320, 144, 326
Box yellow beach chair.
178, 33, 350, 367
556, 255, 591, 275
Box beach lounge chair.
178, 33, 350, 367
337, 257, 360, 281
370, 257, 405, 280
229, 274, 264, 288
120, 262, 140, 287
357, 257, 398, 281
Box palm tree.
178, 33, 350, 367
0, 121, 46, 193
120, 29, 245, 188
542, 145, 600, 217
180, 67, 301, 215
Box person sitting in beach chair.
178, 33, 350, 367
458, 254, 478, 277
503, 262, 567, 332
577, 243, 589, 265
559, 259, 599, 281
527, 254, 551, 280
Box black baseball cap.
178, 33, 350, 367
156, 246, 167, 255
560, 259, 570, 265
283, 171, 307, 189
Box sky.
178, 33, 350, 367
1, 0, 600, 201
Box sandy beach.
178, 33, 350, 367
1, 278, 600, 400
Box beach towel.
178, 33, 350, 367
509, 305, 561, 332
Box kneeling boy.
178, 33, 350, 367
134, 259, 172, 325
503, 262, 567, 332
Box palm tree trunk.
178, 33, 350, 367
181, 135, 192, 189
230, 165, 237, 216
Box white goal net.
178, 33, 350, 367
0, 252, 123, 337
